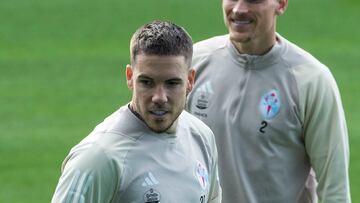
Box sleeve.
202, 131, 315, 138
294, 63, 351, 203
186, 40, 212, 113
51, 144, 119, 203
207, 131, 222, 203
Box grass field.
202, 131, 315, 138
1, 0, 359, 202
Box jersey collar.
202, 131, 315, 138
227, 33, 284, 69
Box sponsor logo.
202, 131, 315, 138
192, 81, 214, 119
195, 161, 209, 191
194, 111, 208, 118
142, 172, 159, 187
259, 90, 281, 120
196, 93, 210, 110
194, 81, 213, 110
143, 188, 161, 203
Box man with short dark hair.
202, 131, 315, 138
186, 0, 351, 202
51, 20, 222, 203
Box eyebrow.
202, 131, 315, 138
137, 74, 183, 81
167, 78, 183, 83
137, 75, 152, 80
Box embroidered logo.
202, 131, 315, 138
259, 90, 281, 120
194, 81, 214, 110
143, 188, 161, 203
142, 172, 159, 187
195, 161, 209, 191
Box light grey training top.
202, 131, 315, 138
52, 105, 222, 203
187, 34, 350, 203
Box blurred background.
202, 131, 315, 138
1, 0, 359, 202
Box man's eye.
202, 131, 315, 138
246, 0, 263, 3
166, 80, 182, 87
139, 80, 153, 86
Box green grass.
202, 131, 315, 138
1, 0, 359, 202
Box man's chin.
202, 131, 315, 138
229, 31, 252, 43
147, 122, 172, 133
149, 126, 170, 134
148, 118, 180, 134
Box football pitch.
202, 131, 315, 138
1, 0, 359, 202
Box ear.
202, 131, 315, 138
275, 0, 288, 16
126, 64, 134, 89
186, 69, 196, 95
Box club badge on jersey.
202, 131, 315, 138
260, 89, 281, 120
259, 89, 281, 133
195, 161, 209, 191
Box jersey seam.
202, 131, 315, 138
94, 140, 122, 201
281, 57, 309, 139
105, 129, 142, 142
96, 131, 146, 199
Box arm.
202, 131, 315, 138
208, 163, 222, 203
51, 145, 119, 203
294, 63, 351, 203
208, 132, 222, 203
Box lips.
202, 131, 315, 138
232, 19, 252, 25
150, 110, 167, 116
229, 17, 254, 32
229, 12, 254, 25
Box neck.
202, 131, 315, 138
232, 40, 274, 55
231, 32, 277, 55
128, 103, 144, 121
128, 103, 178, 134
166, 119, 178, 134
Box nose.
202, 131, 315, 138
152, 85, 168, 104
233, 0, 248, 14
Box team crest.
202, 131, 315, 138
195, 161, 209, 191
260, 90, 281, 120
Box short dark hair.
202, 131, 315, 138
130, 20, 193, 67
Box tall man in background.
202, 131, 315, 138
52, 20, 221, 203
186, 0, 351, 202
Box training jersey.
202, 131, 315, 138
187, 34, 350, 203
51, 105, 221, 203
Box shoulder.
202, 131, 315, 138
179, 111, 216, 149
277, 34, 336, 89
191, 34, 230, 75
62, 132, 131, 173
180, 111, 213, 134
178, 111, 219, 167
193, 35, 228, 62
278, 35, 343, 124
277, 34, 323, 69
63, 108, 143, 174
194, 34, 228, 54
62, 141, 113, 172
53, 136, 123, 203
91, 105, 147, 141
